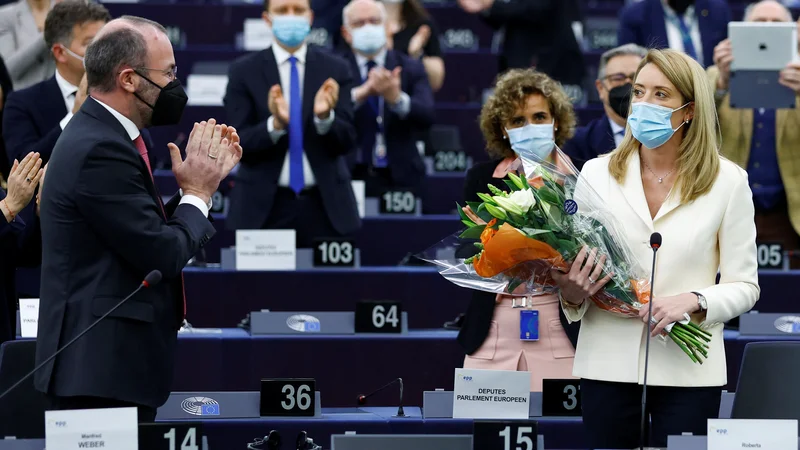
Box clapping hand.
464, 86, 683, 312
168, 119, 243, 205
639, 293, 700, 337
314, 78, 339, 119
408, 25, 431, 59
268, 84, 290, 130
3, 152, 43, 220
370, 67, 403, 104
550, 246, 613, 305
458, 0, 492, 13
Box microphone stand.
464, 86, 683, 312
357, 378, 405, 417
640, 245, 659, 450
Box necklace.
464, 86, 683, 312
641, 160, 675, 183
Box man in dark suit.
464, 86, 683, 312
340, 0, 434, 196
35, 16, 241, 421
617, 0, 730, 68
563, 44, 645, 170
3, 1, 110, 165
224, 0, 359, 247
456, 0, 585, 87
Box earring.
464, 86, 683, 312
503, 135, 507, 140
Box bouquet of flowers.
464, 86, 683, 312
419, 153, 712, 363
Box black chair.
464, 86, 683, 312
0, 340, 46, 438
731, 341, 800, 421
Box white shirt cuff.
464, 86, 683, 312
313, 109, 335, 135
267, 116, 287, 143
388, 92, 411, 118
60, 112, 73, 130
351, 88, 365, 110
178, 189, 212, 217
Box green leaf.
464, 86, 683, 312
520, 175, 531, 190
457, 203, 471, 222
506, 211, 525, 225
485, 203, 508, 221
465, 201, 483, 212
461, 219, 477, 228
520, 227, 551, 237
476, 203, 493, 223
536, 185, 562, 206
506, 278, 524, 294
507, 172, 526, 190
504, 180, 521, 192
459, 224, 486, 239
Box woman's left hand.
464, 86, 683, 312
639, 293, 699, 337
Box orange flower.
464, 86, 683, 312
480, 218, 498, 245
473, 223, 566, 278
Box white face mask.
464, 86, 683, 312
61, 45, 84, 64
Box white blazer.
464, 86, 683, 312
564, 152, 760, 387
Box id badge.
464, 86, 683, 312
373, 133, 388, 168
520, 310, 539, 341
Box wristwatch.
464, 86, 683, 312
693, 291, 708, 311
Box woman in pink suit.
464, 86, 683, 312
458, 69, 579, 391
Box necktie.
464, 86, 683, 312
288, 55, 304, 194
134, 135, 153, 180
365, 60, 379, 115
133, 135, 188, 321
672, 14, 698, 61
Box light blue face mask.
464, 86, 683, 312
505, 122, 555, 161
351, 23, 386, 55
628, 101, 690, 149
271, 15, 311, 48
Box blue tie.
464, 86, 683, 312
673, 15, 698, 61
288, 55, 304, 194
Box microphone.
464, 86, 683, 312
356, 377, 405, 417
0, 270, 163, 402
640, 233, 661, 450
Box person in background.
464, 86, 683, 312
457, 0, 584, 88
224, 0, 360, 247
340, 0, 434, 196
4, 0, 110, 166
458, 69, 579, 392
0, 151, 42, 346
0, 56, 14, 184
0, 0, 58, 89
380, 0, 444, 91
617, 0, 730, 68
708, 0, 800, 265
556, 49, 758, 448
563, 44, 646, 170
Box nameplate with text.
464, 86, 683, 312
452, 368, 530, 419
19, 298, 39, 338
708, 418, 797, 450
235, 230, 296, 271
45, 407, 137, 450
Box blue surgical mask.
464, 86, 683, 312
271, 15, 310, 48
506, 122, 555, 161
628, 102, 690, 149
351, 24, 386, 55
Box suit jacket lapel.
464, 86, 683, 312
303, 47, 323, 122
620, 151, 655, 231
597, 116, 617, 153
695, 0, 713, 64
263, 47, 281, 105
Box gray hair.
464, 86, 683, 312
342, 0, 386, 28
85, 16, 167, 93
743, 1, 792, 22
597, 43, 647, 80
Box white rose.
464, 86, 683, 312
507, 189, 536, 213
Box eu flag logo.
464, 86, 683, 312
201, 404, 220, 415
304, 321, 321, 332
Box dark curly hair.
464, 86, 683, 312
479, 69, 577, 159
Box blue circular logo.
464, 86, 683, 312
564, 199, 578, 215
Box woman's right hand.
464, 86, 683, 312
550, 246, 613, 305
4, 152, 43, 216
462, 205, 486, 225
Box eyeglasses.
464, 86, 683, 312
136, 66, 178, 81
348, 17, 383, 28
604, 72, 635, 85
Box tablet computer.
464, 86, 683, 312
728, 22, 797, 109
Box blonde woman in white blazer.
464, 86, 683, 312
552, 49, 760, 449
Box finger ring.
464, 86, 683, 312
25, 177, 31, 183
208, 154, 218, 160
588, 277, 596, 284
650, 317, 658, 325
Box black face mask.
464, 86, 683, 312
134, 72, 188, 126
608, 83, 633, 118
668, 0, 693, 14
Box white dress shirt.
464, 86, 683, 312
662, 1, 704, 66
351, 49, 411, 117
266, 44, 336, 188
91, 97, 209, 217
55, 69, 78, 130
608, 117, 625, 148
